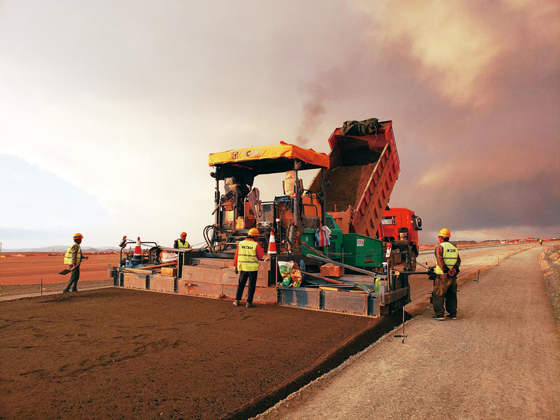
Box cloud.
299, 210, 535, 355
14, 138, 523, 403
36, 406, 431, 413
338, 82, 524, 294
358, 0, 560, 108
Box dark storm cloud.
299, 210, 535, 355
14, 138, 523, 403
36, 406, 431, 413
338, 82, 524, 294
350, 0, 560, 241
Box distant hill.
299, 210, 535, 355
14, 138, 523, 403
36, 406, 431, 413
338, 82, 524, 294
2, 246, 121, 253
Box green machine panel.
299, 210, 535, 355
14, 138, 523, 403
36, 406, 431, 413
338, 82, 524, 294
342, 234, 383, 268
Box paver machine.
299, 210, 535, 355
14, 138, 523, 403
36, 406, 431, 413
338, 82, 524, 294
111, 118, 425, 316
198, 118, 420, 315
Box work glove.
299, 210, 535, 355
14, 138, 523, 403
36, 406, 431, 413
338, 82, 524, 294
235, 268, 239, 274
448, 268, 457, 277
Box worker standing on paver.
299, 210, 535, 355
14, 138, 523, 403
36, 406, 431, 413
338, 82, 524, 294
233, 228, 264, 308
433, 228, 461, 320
63, 233, 88, 293
174, 232, 191, 249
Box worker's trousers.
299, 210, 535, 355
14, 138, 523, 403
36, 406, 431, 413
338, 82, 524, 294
432, 274, 457, 317
64, 265, 80, 292
235, 271, 258, 303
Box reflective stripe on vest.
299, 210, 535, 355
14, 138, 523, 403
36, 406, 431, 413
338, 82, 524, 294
64, 245, 82, 265
177, 239, 190, 249
237, 240, 259, 272
435, 242, 458, 274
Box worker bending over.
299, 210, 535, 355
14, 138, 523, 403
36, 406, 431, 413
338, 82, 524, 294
174, 232, 191, 250
63, 233, 88, 293
233, 228, 264, 308
433, 228, 461, 320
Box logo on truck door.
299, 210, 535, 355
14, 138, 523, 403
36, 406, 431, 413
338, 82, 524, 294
357, 239, 364, 247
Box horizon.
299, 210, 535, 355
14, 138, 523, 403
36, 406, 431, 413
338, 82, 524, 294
2, 237, 557, 253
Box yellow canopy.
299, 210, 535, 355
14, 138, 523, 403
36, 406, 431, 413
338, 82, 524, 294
208, 142, 329, 174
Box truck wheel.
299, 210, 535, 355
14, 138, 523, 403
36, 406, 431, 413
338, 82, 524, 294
405, 252, 417, 272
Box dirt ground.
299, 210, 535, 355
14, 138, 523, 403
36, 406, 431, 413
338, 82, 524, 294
0, 289, 403, 419
258, 244, 560, 419
406, 243, 536, 316
0, 243, 550, 419
0, 253, 118, 286
540, 244, 560, 330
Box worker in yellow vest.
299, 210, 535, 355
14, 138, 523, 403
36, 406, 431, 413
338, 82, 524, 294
233, 228, 265, 308
63, 233, 88, 293
433, 228, 461, 320
174, 232, 191, 249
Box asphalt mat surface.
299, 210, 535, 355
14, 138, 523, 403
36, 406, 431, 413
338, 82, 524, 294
0, 288, 402, 419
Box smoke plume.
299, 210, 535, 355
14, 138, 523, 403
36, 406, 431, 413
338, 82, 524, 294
296, 84, 329, 145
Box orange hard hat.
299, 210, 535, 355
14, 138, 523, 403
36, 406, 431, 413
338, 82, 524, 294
438, 228, 451, 238
248, 228, 260, 237
180, 232, 187, 236
73, 233, 83, 239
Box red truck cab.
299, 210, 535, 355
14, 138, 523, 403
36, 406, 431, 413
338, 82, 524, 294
378, 208, 422, 266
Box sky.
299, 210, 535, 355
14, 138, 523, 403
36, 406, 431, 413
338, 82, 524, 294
0, 0, 559, 249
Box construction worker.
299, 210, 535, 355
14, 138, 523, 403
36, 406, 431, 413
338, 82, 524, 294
174, 232, 191, 249
433, 228, 461, 320
63, 233, 88, 293
233, 228, 264, 308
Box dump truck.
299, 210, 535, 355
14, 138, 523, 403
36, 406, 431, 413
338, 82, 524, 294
306, 119, 421, 272
110, 119, 426, 316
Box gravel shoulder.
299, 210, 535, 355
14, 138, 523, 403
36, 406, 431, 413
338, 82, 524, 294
258, 244, 560, 419
540, 244, 560, 331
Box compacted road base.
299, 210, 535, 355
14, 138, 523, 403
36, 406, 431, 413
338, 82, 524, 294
259, 245, 560, 419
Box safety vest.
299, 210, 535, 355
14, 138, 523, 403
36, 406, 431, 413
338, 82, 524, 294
64, 244, 82, 265
237, 240, 259, 272
435, 242, 458, 275
177, 239, 190, 249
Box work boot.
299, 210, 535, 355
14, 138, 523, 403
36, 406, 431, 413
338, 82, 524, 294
232, 300, 240, 307
432, 315, 445, 321
246, 302, 255, 308
447, 314, 458, 320
62, 290, 69, 294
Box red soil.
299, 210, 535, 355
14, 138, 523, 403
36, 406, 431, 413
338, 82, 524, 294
0, 253, 118, 285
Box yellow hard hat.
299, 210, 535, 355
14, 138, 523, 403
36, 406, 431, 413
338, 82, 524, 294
248, 228, 260, 237
73, 233, 83, 239
438, 228, 451, 238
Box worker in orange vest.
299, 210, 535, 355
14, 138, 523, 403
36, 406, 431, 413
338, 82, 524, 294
63, 233, 89, 293
233, 228, 264, 308
433, 228, 461, 320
